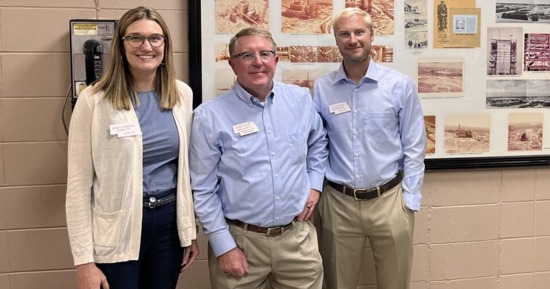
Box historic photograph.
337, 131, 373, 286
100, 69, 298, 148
405, 0, 428, 51
424, 115, 436, 154
524, 33, 550, 71
417, 61, 463, 95
444, 114, 491, 155
289, 46, 317, 62
215, 0, 269, 33
281, 0, 333, 34
344, 0, 394, 35
486, 79, 550, 108
508, 113, 543, 151
282, 69, 328, 90
496, 0, 550, 23
214, 68, 236, 98
487, 27, 523, 76
317, 46, 343, 62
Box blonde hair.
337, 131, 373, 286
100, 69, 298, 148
332, 7, 373, 34
91, 6, 179, 110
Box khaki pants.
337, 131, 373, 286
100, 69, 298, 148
209, 220, 323, 289
317, 183, 414, 289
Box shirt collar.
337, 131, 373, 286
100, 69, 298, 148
333, 58, 380, 84
233, 81, 276, 106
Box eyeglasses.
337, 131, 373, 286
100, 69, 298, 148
231, 50, 276, 64
121, 34, 166, 48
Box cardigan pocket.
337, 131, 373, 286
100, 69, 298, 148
92, 209, 123, 247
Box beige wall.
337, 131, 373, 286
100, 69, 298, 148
0, 1, 549, 289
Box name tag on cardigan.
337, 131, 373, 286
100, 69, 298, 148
110, 123, 142, 137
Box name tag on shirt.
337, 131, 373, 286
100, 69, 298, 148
110, 123, 142, 137
233, 121, 259, 136
329, 102, 351, 115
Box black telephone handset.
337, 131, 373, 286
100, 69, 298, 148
83, 39, 103, 85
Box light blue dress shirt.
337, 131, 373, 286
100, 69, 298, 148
190, 81, 328, 257
312, 59, 426, 211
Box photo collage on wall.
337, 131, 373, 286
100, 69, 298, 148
200, 0, 550, 160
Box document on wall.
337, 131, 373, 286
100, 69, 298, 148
444, 8, 481, 48
433, 0, 476, 48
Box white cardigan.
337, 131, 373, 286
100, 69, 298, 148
66, 80, 196, 266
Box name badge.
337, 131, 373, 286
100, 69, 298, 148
110, 123, 142, 137
329, 102, 351, 115
233, 121, 259, 136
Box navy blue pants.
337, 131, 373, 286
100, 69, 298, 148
97, 201, 184, 289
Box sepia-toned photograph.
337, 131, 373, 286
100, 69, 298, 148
281, 0, 333, 34
371, 45, 394, 62
524, 33, 550, 71
424, 115, 436, 154
418, 61, 463, 95
345, 0, 394, 35
214, 68, 236, 98
486, 79, 550, 108
215, 0, 269, 34
215, 43, 231, 62
444, 114, 491, 155
496, 0, 550, 24
317, 46, 343, 62
282, 69, 329, 90
276, 46, 291, 62
289, 46, 317, 62
487, 27, 523, 76
508, 113, 543, 151
405, 0, 428, 51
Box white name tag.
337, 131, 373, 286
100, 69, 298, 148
232, 121, 259, 136
329, 102, 351, 115
110, 123, 142, 137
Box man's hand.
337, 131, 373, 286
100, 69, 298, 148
76, 263, 109, 289
218, 247, 249, 277
181, 240, 200, 272
297, 189, 320, 221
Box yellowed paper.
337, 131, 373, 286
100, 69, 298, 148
433, 0, 476, 48
444, 8, 481, 48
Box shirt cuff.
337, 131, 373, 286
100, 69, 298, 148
308, 171, 325, 192
209, 229, 237, 257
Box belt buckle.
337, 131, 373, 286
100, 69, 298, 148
266, 226, 282, 237
148, 197, 157, 209
353, 187, 380, 200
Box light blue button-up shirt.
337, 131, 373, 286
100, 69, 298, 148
190, 81, 328, 257
312, 59, 426, 211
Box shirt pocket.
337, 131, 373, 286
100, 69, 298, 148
363, 111, 397, 142
92, 209, 123, 247
287, 131, 307, 165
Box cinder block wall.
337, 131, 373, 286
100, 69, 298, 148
0, 1, 549, 289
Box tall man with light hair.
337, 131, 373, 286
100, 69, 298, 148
313, 8, 426, 289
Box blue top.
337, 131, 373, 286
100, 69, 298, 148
190, 81, 328, 256
312, 59, 426, 211
134, 91, 178, 197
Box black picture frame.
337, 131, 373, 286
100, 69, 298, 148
187, 2, 550, 170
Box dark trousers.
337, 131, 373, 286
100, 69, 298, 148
97, 201, 184, 289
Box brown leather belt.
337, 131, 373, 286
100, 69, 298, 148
328, 171, 403, 201
226, 219, 293, 237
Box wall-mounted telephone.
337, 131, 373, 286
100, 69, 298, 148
70, 19, 117, 108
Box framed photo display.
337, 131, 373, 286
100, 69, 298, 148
189, 0, 550, 169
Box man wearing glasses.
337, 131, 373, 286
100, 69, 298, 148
190, 27, 327, 289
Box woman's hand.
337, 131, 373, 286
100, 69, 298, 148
180, 239, 200, 272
